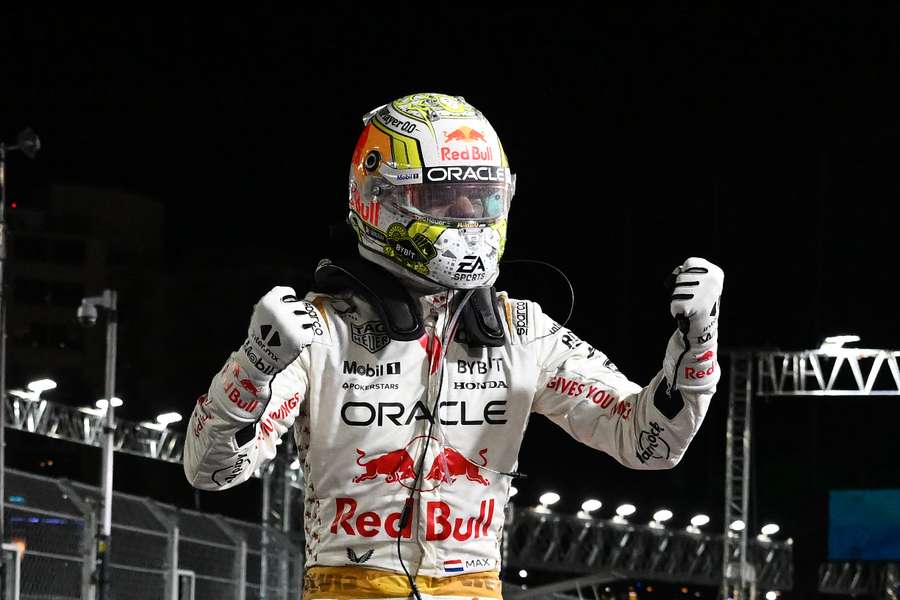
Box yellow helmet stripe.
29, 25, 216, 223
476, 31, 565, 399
371, 119, 423, 168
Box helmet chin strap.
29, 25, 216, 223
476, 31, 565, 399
357, 244, 499, 294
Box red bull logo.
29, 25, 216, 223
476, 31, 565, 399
425, 448, 490, 486
350, 187, 380, 226
330, 497, 496, 542
240, 379, 259, 397
685, 363, 717, 380
440, 146, 494, 161
352, 448, 416, 484
443, 126, 486, 143
352, 437, 492, 490
695, 350, 716, 362
441, 127, 493, 161
223, 381, 260, 413
428, 498, 495, 541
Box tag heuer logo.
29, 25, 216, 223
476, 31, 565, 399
351, 321, 390, 353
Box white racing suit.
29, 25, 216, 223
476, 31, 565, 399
183, 289, 719, 599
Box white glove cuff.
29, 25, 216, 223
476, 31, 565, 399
663, 330, 720, 393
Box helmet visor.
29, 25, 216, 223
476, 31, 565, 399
385, 182, 513, 224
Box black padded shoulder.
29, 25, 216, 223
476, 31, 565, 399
457, 286, 506, 347
312, 258, 506, 347
313, 258, 425, 341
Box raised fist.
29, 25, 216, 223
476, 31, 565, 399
237, 286, 327, 377
669, 257, 724, 343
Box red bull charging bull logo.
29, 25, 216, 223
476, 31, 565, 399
426, 448, 490, 486
353, 447, 416, 484
240, 379, 259, 397
352, 436, 490, 490
441, 126, 493, 161
443, 126, 486, 143
695, 350, 716, 362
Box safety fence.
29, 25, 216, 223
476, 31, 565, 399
4, 464, 797, 598
3, 468, 304, 600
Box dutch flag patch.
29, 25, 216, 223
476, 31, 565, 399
443, 559, 464, 573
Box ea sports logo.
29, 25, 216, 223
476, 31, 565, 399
456, 256, 485, 274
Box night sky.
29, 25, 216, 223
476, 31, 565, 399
3, 9, 900, 597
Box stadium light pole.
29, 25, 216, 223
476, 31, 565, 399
0, 127, 40, 598
78, 290, 117, 600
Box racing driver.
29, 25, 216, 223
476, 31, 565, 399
184, 92, 725, 600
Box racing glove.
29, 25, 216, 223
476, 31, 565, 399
228, 286, 323, 419
664, 257, 724, 394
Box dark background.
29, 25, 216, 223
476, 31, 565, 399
3, 8, 900, 598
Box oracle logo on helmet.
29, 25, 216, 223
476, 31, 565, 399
425, 166, 509, 183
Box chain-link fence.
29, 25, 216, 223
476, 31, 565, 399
3, 468, 304, 600
225, 517, 297, 600
5, 469, 93, 599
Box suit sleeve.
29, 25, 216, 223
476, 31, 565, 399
530, 303, 718, 469
183, 350, 309, 490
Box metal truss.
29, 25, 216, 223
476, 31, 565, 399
504, 507, 792, 593
3, 393, 306, 492
4, 394, 185, 462
723, 353, 753, 599
746, 341, 900, 599
818, 562, 900, 597
757, 348, 900, 397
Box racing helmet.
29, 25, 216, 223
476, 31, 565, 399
348, 93, 515, 290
